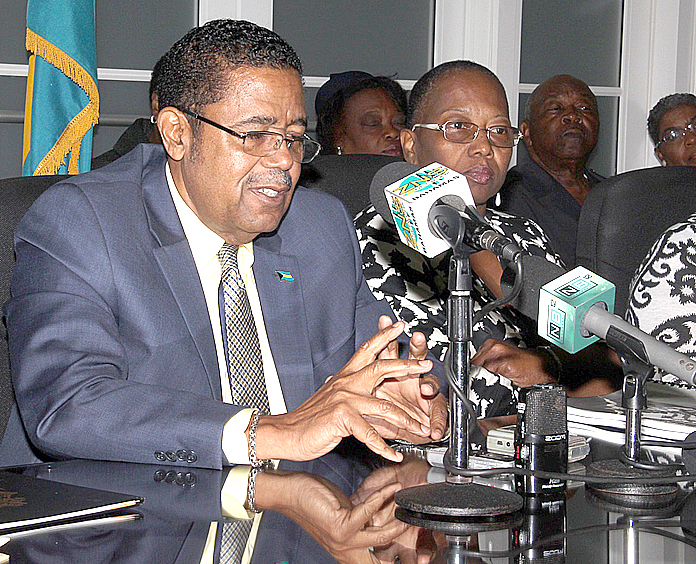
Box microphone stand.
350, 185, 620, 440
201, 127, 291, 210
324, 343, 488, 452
587, 328, 679, 505
444, 251, 473, 480
616, 340, 651, 464
395, 241, 523, 519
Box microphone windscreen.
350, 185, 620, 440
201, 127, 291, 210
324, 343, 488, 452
438, 195, 487, 223
438, 194, 468, 211
369, 161, 420, 225
502, 255, 566, 320
524, 386, 567, 436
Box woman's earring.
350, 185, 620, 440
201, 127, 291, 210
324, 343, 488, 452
336, 146, 343, 155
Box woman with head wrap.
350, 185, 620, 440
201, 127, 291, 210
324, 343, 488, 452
316, 72, 407, 157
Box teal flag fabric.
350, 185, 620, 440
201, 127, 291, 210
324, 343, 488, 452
22, 0, 99, 176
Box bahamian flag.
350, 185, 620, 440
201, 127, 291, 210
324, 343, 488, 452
22, 0, 99, 176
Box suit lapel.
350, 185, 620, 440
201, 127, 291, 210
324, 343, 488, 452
141, 149, 222, 399
253, 239, 314, 412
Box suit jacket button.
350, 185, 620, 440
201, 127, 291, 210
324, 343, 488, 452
165, 451, 177, 462
176, 449, 187, 461
186, 451, 197, 463
155, 451, 166, 461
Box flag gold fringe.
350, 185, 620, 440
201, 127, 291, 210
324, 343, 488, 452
22, 55, 35, 166
25, 28, 99, 175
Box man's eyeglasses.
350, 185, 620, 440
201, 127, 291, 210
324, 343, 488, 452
177, 107, 321, 164
658, 118, 696, 147
411, 120, 522, 148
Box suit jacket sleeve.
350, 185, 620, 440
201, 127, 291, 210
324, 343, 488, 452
6, 180, 236, 469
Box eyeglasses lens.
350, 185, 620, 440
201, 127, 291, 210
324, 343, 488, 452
443, 122, 517, 148
662, 119, 696, 145
242, 132, 319, 164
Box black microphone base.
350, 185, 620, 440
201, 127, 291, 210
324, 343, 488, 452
395, 482, 523, 519
395, 504, 523, 535
586, 458, 678, 508
586, 488, 684, 517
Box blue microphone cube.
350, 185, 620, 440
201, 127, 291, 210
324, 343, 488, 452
537, 266, 615, 354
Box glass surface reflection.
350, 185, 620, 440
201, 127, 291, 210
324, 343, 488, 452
0, 444, 695, 563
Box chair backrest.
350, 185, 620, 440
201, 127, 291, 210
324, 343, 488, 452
299, 154, 402, 218
576, 165, 696, 317
0, 175, 68, 439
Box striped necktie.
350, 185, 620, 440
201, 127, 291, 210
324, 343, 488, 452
217, 243, 269, 564
217, 243, 269, 413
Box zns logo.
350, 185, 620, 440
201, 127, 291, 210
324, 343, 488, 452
393, 166, 448, 196
391, 199, 418, 248
548, 307, 565, 341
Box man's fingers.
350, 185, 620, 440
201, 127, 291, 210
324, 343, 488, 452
349, 415, 404, 462
368, 359, 433, 391
377, 316, 399, 360
428, 393, 448, 440
367, 419, 434, 444
340, 321, 406, 375
343, 395, 440, 460
348, 483, 409, 547
408, 331, 428, 360
351, 466, 399, 505
368, 499, 396, 529
352, 519, 409, 553
359, 392, 434, 437
470, 337, 506, 365
348, 481, 401, 527
418, 374, 440, 398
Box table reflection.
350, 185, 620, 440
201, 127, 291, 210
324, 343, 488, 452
0, 443, 695, 563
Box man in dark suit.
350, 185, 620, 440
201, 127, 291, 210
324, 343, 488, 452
498, 75, 603, 267
2, 20, 446, 469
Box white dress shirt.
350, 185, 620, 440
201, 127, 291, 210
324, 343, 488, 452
166, 164, 287, 563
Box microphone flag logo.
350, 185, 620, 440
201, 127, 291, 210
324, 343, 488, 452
393, 166, 448, 196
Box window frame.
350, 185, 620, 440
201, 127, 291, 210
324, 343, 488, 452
3, 0, 695, 174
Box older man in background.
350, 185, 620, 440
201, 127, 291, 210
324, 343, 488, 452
498, 74, 603, 267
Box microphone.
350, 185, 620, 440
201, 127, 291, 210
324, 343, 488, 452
380, 161, 526, 519
514, 384, 568, 497
501, 255, 696, 385
369, 161, 522, 260
511, 497, 567, 563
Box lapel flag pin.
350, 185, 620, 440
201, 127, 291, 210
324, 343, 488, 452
275, 270, 294, 281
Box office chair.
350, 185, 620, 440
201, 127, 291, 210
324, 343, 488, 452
576, 165, 696, 317
0, 174, 68, 441
299, 153, 402, 218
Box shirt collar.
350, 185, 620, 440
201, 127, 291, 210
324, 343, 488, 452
165, 163, 254, 275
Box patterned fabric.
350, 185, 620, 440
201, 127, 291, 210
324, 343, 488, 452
355, 205, 564, 417
218, 243, 267, 564
218, 244, 269, 412
220, 519, 252, 564
626, 213, 696, 388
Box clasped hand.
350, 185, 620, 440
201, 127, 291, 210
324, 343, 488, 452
255, 458, 444, 563
470, 338, 555, 388
256, 316, 448, 462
